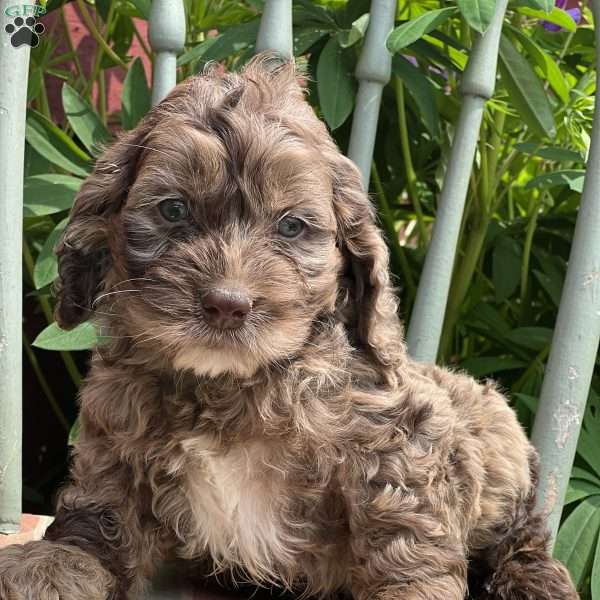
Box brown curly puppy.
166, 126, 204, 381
0, 56, 578, 600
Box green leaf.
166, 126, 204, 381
95, 0, 110, 21
68, 417, 80, 446
62, 83, 112, 155
504, 327, 553, 351
571, 467, 600, 488
584, 388, 600, 443
460, 356, 526, 377
577, 428, 600, 479
26, 110, 92, 177
516, 6, 578, 32
387, 8, 457, 53
337, 13, 370, 48
471, 303, 511, 335
522, 0, 554, 12
392, 56, 440, 139
515, 142, 583, 163
201, 20, 260, 63
526, 170, 586, 193
317, 38, 356, 130
33, 217, 68, 290
457, 0, 497, 34
177, 37, 218, 67
513, 393, 539, 414
493, 236, 522, 302
554, 495, 600, 589
592, 528, 600, 599
498, 34, 556, 139
507, 27, 570, 105
294, 29, 329, 56
293, 0, 337, 27
533, 269, 563, 307
23, 174, 82, 217
33, 321, 100, 351
565, 479, 600, 506
129, 0, 150, 19
106, 14, 134, 63
340, 0, 370, 28
121, 58, 151, 131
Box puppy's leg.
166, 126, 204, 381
0, 539, 116, 600
348, 492, 466, 600
0, 443, 167, 599
349, 536, 467, 600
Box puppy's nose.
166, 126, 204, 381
201, 288, 252, 329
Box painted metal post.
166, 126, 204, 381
0, 0, 30, 534
531, 1, 600, 544
406, 0, 509, 363
149, 0, 186, 106
255, 0, 293, 59
347, 0, 397, 189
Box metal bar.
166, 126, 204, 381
255, 0, 293, 59
405, 0, 509, 363
0, 0, 31, 534
531, 1, 600, 544
149, 0, 186, 106
347, 0, 397, 189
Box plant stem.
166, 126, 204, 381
519, 191, 543, 322
132, 20, 152, 59
38, 70, 51, 119
393, 76, 428, 247
512, 345, 550, 394
22, 332, 70, 432
98, 71, 107, 124
439, 106, 509, 360
61, 5, 85, 85
75, 0, 127, 69
439, 213, 491, 360
371, 162, 417, 300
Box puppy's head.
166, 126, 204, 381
55, 56, 401, 378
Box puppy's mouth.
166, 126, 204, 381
173, 317, 264, 378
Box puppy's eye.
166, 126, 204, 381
278, 216, 305, 239
158, 199, 189, 222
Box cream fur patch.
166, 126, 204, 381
179, 436, 297, 582
173, 345, 259, 378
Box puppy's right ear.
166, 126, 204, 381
54, 126, 150, 329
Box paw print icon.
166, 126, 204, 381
5, 16, 45, 48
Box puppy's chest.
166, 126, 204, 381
179, 436, 312, 579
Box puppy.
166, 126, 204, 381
0, 56, 578, 600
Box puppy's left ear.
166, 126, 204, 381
330, 153, 404, 373
54, 125, 152, 329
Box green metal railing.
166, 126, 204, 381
347, 0, 396, 189
256, 0, 293, 59
148, 0, 186, 105
0, 0, 28, 535
530, 0, 600, 542
405, 0, 509, 363
1, 0, 599, 570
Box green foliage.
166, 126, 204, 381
317, 37, 356, 129
456, 0, 497, 34
22, 1, 600, 595
387, 7, 457, 52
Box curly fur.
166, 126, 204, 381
0, 56, 578, 600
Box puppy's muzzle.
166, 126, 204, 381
201, 287, 252, 329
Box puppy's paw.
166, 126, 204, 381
0, 540, 115, 599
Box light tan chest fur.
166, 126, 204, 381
178, 436, 300, 582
